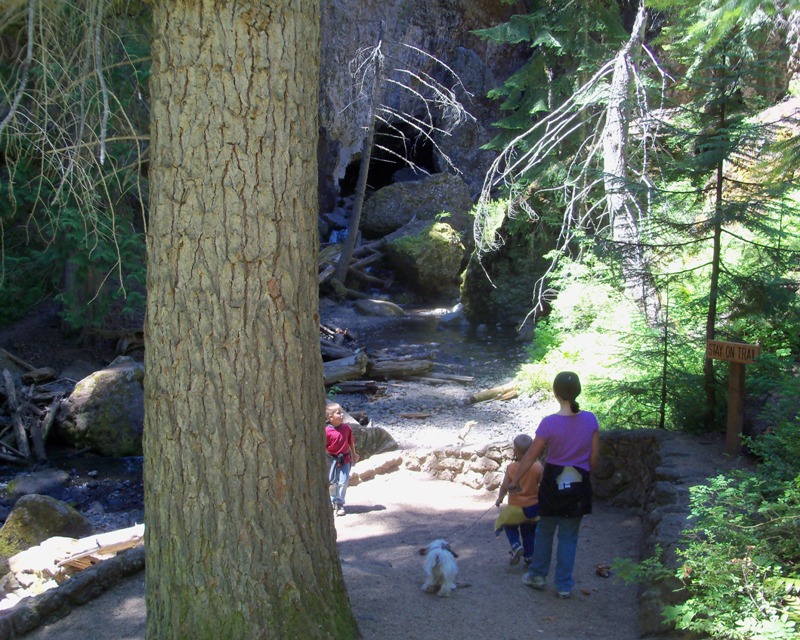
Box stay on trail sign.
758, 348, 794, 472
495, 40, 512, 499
706, 339, 760, 364
705, 339, 761, 455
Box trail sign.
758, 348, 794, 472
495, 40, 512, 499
706, 340, 760, 364
705, 340, 761, 455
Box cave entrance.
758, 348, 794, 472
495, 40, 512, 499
339, 120, 436, 197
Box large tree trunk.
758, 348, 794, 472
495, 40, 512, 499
145, 2, 359, 638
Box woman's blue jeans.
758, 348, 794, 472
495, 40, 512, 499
527, 515, 583, 592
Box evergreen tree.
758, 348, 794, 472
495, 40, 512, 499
475, 1, 800, 432
473, 2, 667, 321
647, 0, 800, 428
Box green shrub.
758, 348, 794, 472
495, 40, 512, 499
662, 472, 799, 639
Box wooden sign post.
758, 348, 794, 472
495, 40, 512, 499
705, 340, 760, 455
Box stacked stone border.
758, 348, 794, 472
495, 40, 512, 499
0, 546, 144, 638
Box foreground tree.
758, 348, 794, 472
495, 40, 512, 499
144, 2, 359, 638
649, 0, 798, 428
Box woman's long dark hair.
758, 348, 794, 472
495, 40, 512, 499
553, 371, 581, 413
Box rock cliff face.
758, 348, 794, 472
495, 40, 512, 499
318, 0, 525, 209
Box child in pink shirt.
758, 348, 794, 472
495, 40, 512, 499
325, 403, 359, 517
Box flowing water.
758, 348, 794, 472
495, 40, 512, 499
354, 311, 530, 386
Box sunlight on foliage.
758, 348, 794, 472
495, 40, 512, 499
662, 472, 800, 640
513, 256, 646, 418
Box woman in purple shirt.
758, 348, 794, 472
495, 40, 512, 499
510, 371, 600, 599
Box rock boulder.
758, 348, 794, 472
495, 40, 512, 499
0, 494, 93, 571
360, 173, 474, 239
383, 220, 466, 301
58, 357, 144, 457
352, 423, 398, 459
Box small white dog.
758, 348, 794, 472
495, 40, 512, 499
419, 539, 459, 597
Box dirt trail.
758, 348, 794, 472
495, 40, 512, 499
22, 469, 641, 640
339, 471, 641, 640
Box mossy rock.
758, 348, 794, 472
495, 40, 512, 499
460, 217, 556, 327
361, 173, 474, 239
384, 220, 466, 301
58, 357, 144, 457
0, 494, 93, 572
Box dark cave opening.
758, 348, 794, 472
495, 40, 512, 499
338, 120, 437, 197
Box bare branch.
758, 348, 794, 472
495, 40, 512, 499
92, 0, 110, 165
332, 28, 476, 287
0, 0, 34, 137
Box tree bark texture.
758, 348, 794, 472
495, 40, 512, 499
145, 2, 358, 638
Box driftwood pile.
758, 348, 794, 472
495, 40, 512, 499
0, 349, 74, 466
9, 523, 144, 576
320, 322, 475, 394
0, 307, 513, 467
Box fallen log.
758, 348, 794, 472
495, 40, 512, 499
3, 370, 30, 459
8, 523, 145, 576
29, 420, 46, 462
330, 380, 384, 394
366, 358, 434, 380
398, 412, 431, 419
320, 323, 360, 342
320, 339, 356, 360
323, 352, 369, 386
0, 348, 35, 372
57, 524, 145, 570
329, 278, 372, 300
414, 371, 474, 383
468, 382, 519, 404
347, 267, 389, 286
0, 450, 28, 466
21, 368, 56, 385
40, 397, 59, 444
318, 243, 342, 266
370, 351, 435, 363
495, 389, 518, 401
319, 323, 338, 338
406, 376, 449, 385
319, 264, 336, 285
349, 250, 383, 271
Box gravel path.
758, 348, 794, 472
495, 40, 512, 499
22, 472, 642, 640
